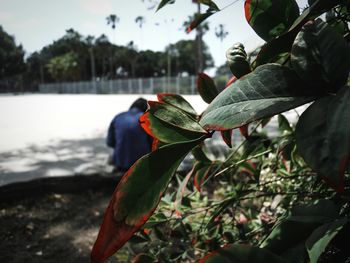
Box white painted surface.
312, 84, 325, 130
0, 94, 208, 185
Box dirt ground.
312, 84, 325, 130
0, 177, 121, 263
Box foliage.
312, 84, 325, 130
0, 26, 25, 80
21, 29, 215, 87
92, 0, 350, 262
46, 52, 79, 82
165, 40, 214, 76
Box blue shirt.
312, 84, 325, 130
107, 107, 152, 171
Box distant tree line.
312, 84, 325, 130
0, 26, 214, 93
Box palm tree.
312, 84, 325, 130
85, 35, 96, 81
106, 14, 119, 30
106, 14, 119, 44
215, 24, 229, 66
215, 24, 228, 42
135, 16, 146, 49
106, 14, 119, 79
135, 16, 145, 29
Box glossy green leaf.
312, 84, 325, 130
244, 0, 299, 42
156, 0, 175, 12
157, 93, 197, 116
197, 244, 286, 263
261, 200, 340, 255
197, 73, 219, 103
296, 86, 350, 192
140, 111, 206, 144
200, 64, 315, 131
306, 218, 348, 263
91, 138, 203, 263
253, 0, 342, 67
291, 19, 350, 91
149, 101, 207, 133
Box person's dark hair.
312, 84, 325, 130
130, 98, 148, 112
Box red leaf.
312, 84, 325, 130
244, 0, 252, 22
187, 11, 216, 33
225, 76, 237, 88
175, 168, 194, 215
197, 72, 219, 104
193, 162, 213, 192
139, 112, 155, 138
239, 124, 249, 139
151, 138, 160, 151
91, 166, 142, 263
91, 139, 202, 262
221, 129, 233, 148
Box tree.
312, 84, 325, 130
106, 14, 119, 43
85, 35, 96, 81
106, 14, 120, 79
0, 26, 25, 80
165, 39, 214, 76
135, 16, 146, 29
106, 14, 119, 30
46, 52, 79, 82
215, 24, 228, 42
92, 0, 350, 263
183, 14, 210, 73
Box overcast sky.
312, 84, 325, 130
0, 0, 308, 68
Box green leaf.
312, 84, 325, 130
186, 11, 216, 33
197, 73, 219, 103
197, 244, 286, 263
143, 212, 168, 228
192, 146, 212, 163
193, 161, 214, 191
244, 0, 300, 42
306, 218, 348, 263
91, 138, 203, 263
296, 86, 350, 192
291, 19, 350, 91
221, 130, 233, 148
261, 200, 340, 255
175, 169, 193, 214
278, 114, 292, 133
198, 0, 220, 11
253, 0, 343, 67
157, 93, 197, 116
200, 64, 315, 131
308, 0, 344, 14
149, 101, 207, 133
280, 242, 308, 263
156, 0, 175, 12
140, 112, 205, 144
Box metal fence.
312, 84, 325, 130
39, 76, 197, 95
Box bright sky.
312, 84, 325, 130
0, 0, 308, 68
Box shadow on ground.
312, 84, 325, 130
0, 136, 113, 186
